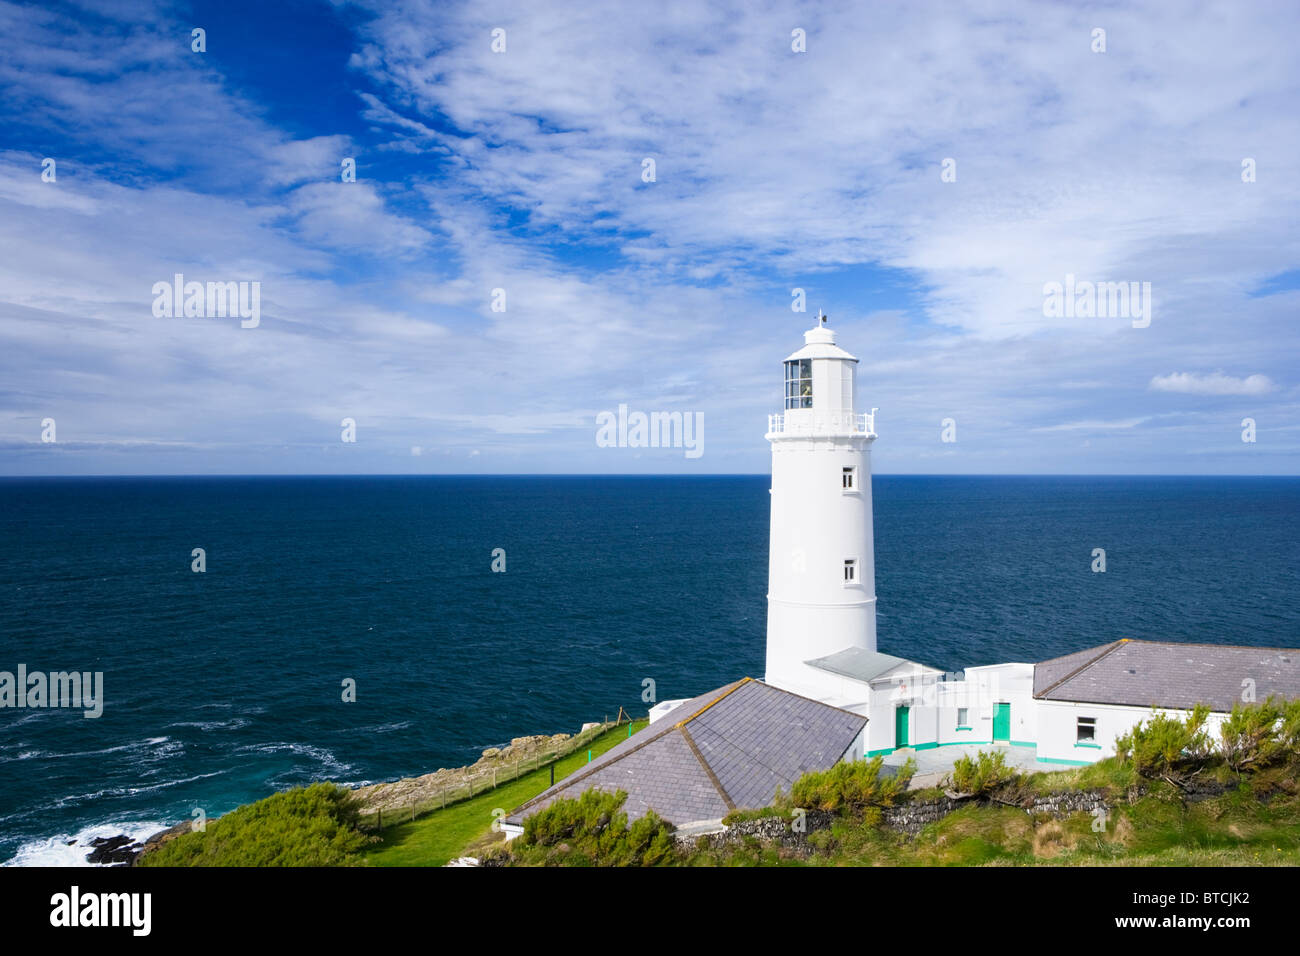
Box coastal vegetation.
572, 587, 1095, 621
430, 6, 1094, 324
138, 782, 370, 867
790, 755, 914, 816
135, 720, 648, 867
362, 719, 647, 866
503, 789, 678, 867
484, 699, 1300, 867
139, 700, 1300, 867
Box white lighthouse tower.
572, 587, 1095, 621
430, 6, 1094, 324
764, 314, 879, 695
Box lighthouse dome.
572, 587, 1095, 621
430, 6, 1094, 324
784, 324, 859, 363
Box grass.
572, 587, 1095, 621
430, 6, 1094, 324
363, 719, 648, 866
680, 755, 1300, 867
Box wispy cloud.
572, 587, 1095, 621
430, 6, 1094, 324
1032, 418, 1152, 433
1, 0, 1297, 475
1149, 372, 1277, 396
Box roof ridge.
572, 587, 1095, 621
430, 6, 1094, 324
1034, 640, 1128, 699
1124, 638, 1300, 653
674, 676, 753, 728
752, 677, 876, 720
508, 680, 746, 818
678, 724, 736, 811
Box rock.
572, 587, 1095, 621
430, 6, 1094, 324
693, 810, 836, 856
86, 835, 138, 866
350, 723, 604, 816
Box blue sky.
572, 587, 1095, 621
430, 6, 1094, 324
1, 0, 1297, 475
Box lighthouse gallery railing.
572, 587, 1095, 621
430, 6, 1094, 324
767, 409, 877, 437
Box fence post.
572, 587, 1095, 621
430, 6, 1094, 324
550, 764, 555, 786
377, 808, 382, 829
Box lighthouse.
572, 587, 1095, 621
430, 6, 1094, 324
764, 314, 879, 695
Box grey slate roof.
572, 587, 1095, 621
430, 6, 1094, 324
1034, 639, 1300, 712
505, 678, 866, 828
804, 646, 938, 683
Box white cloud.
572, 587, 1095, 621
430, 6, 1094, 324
1032, 418, 1151, 433
285, 182, 434, 255
1149, 372, 1276, 396
2, 0, 1298, 475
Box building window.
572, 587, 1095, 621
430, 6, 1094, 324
842, 466, 856, 490
957, 707, 969, 728
843, 558, 856, 584
784, 359, 812, 410
1077, 716, 1096, 743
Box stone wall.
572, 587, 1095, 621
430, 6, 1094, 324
694, 788, 1119, 850
882, 789, 1113, 834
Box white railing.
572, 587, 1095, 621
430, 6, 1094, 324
767, 408, 877, 437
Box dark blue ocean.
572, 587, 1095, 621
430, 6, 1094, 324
1, 475, 1298, 863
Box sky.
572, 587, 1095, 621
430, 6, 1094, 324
1, 0, 1297, 476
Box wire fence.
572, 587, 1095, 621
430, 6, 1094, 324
359, 714, 643, 831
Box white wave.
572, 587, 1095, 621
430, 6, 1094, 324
45, 769, 228, 810
336, 721, 413, 735
0, 712, 47, 732
238, 742, 354, 777
14, 735, 178, 762
3, 820, 169, 868
166, 718, 251, 732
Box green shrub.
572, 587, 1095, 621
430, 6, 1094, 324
789, 756, 914, 816
1114, 704, 1212, 776
948, 750, 1019, 795
139, 783, 371, 867
510, 789, 679, 866
1220, 696, 1300, 771
721, 805, 786, 825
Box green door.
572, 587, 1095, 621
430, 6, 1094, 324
895, 706, 910, 748
993, 703, 1011, 742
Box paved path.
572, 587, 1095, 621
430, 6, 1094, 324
879, 743, 1073, 790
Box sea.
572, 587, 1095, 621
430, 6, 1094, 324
1, 475, 1297, 864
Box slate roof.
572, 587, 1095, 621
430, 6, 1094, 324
505, 678, 866, 828
804, 646, 939, 683
1034, 639, 1300, 712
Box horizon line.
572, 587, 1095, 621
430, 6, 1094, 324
1, 472, 1297, 480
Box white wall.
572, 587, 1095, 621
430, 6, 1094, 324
765, 435, 877, 688
1036, 699, 1231, 763
773, 664, 872, 713
648, 698, 688, 724
865, 664, 943, 752
952, 663, 1038, 746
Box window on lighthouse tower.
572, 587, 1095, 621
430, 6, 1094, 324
784, 359, 812, 409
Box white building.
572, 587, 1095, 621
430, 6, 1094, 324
505, 319, 1300, 835
764, 316, 880, 692
761, 319, 1300, 765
